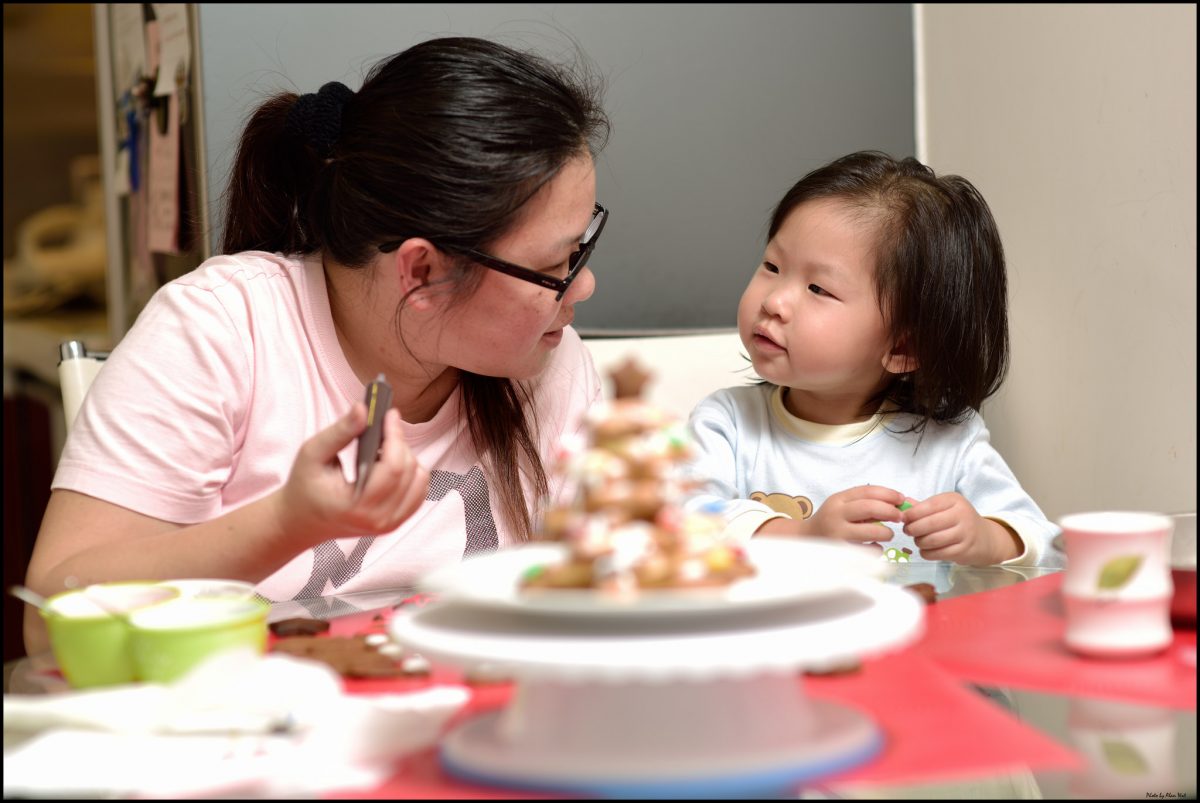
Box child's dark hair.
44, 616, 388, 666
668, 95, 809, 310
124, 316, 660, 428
768, 150, 1009, 433
220, 36, 610, 540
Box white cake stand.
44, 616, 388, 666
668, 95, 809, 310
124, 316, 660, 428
392, 579, 924, 797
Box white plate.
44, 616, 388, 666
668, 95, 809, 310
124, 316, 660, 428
419, 537, 889, 618
392, 578, 923, 680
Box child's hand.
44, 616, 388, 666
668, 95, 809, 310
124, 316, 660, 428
278, 404, 430, 545
802, 485, 906, 543
901, 493, 1021, 565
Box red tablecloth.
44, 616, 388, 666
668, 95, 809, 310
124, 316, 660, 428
913, 572, 1196, 710
323, 594, 1087, 798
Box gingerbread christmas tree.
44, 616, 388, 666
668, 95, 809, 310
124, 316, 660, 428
522, 357, 755, 595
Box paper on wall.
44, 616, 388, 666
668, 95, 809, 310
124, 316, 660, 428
152, 4, 191, 97
146, 93, 180, 255
111, 4, 146, 94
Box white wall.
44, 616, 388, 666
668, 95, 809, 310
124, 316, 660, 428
919, 4, 1196, 521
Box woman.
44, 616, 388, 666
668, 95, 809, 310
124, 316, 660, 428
25, 37, 611, 652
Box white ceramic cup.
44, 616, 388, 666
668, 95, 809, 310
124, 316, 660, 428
1067, 697, 1177, 797
1059, 511, 1174, 657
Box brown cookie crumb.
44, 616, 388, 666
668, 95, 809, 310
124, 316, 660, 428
463, 663, 512, 685
269, 617, 331, 637
905, 582, 938, 605
804, 660, 863, 677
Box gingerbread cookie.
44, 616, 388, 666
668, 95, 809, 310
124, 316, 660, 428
271, 634, 429, 679
269, 617, 331, 637
904, 582, 938, 605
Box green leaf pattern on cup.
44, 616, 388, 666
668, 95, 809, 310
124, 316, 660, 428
1100, 739, 1149, 775
1097, 555, 1143, 591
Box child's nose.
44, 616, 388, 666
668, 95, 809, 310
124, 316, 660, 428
762, 289, 789, 320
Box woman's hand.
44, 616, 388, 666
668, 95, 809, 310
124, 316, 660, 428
278, 404, 429, 545
902, 492, 1022, 565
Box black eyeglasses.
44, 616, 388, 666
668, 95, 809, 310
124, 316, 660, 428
379, 203, 608, 301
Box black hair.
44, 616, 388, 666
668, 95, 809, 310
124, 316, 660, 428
768, 150, 1009, 433
220, 36, 610, 538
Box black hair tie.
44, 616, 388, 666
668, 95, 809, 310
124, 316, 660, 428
285, 81, 355, 159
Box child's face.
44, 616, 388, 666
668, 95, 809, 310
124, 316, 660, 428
738, 198, 898, 416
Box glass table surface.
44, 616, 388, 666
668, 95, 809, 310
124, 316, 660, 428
4, 564, 1196, 799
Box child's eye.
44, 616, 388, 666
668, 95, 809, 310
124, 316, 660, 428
761, 261, 780, 274
808, 284, 835, 298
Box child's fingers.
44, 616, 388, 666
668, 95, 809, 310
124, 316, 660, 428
851, 498, 905, 524
905, 508, 960, 539
912, 528, 955, 551
916, 541, 963, 562
852, 485, 907, 506
850, 522, 895, 542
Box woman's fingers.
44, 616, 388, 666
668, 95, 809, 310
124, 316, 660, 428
301, 403, 367, 469
355, 408, 429, 531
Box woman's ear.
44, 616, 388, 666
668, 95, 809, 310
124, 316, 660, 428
392, 238, 441, 309
883, 334, 918, 375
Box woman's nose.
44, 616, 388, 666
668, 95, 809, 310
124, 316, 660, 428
565, 265, 596, 306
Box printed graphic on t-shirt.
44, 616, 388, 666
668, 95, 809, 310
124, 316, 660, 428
748, 489, 914, 563
749, 491, 813, 520
426, 466, 498, 556
291, 465, 498, 600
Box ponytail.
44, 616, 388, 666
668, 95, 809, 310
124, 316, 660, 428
220, 89, 344, 255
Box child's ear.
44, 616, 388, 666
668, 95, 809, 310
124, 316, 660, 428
883, 334, 918, 375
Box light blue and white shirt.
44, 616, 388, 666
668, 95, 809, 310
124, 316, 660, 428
685, 383, 1062, 568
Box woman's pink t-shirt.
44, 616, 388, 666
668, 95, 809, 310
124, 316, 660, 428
53, 251, 600, 601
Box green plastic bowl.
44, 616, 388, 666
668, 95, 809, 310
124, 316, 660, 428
128, 596, 269, 684
41, 582, 180, 688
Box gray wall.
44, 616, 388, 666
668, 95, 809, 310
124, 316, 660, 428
197, 3, 914, 332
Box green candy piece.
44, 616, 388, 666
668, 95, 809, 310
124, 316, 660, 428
522, 564, 546, 581
897, 501, 913, 512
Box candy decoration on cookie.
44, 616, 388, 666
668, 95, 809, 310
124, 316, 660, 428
522, 357, 755, 596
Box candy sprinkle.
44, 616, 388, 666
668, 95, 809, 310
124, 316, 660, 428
897, 500, 913, 512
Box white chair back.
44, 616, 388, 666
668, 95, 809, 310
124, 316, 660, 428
581, 329, 750, 421
58, 340, 108, 431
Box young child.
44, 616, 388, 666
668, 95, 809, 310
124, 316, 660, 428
687, 151, 1059, 567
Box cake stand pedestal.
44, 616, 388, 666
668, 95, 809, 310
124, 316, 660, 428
392, 580, 924, 797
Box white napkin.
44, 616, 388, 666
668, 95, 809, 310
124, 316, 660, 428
3, 649, 469, 797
